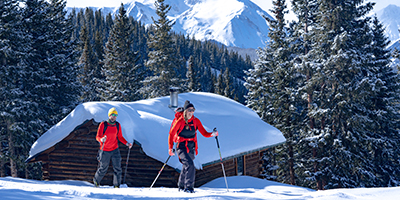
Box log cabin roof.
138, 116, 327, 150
27, 92, 286, 170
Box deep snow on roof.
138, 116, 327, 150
28, 92, 285, 170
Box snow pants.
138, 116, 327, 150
177, 141, 196, 189
94, 148, 122, 187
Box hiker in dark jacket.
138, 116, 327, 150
93, 107, 132, 188
168, 100, 218, 193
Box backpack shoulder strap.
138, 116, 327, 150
192, 116, 198, 130
116, 121, 120, 134
103, 121, 120, 139
102, 121, 108, 135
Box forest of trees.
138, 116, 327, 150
246, 0, 400, 190
1, 0, 400, 190
72, 2, 251, 102
0, 0, 251, 180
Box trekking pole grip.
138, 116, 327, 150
213, 128, 220, 148
215, 136, 220, 148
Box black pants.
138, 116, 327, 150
94, 148, 122, 187
177, 142, 195, 189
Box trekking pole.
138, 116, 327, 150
214, 128, 229, 192
123, 143, 133, 184
150, 154, 172, 189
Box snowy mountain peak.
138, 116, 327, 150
126, 0, 195, 16
67, 2, 400, 49
377, 4, 400, 43
91, 0, 273, 49
171, 0, 272, 48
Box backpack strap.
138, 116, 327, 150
103, 121, 108, 136
102, 121, 120, 137
192, 116, 198, 130
116, 121, 120, 134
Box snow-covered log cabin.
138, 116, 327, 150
26, 92, 285, 187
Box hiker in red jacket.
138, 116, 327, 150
93, 107, 132, 188
168, 100, 218, 193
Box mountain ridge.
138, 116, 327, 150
376, 4, 400, 44
67, 0, 272, 49
66, 2, 400, 55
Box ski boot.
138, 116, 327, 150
184, 187, 195, 193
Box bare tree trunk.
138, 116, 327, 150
286, 116, 295, 185
7, 119, 18, 177
0, 139, 4, 177
288, 142, 295, 185
302, 9, 322, 190
313, 147, 322, 190
25, 165, 29, 179
272, 147, 277, 178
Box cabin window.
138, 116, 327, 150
237, 155, 244, 175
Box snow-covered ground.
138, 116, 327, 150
1, 176, 399, 199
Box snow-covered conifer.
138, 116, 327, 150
101, 4, 143, 101
142, 0, 183, 98
78, 24, 101, 102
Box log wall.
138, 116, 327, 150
244, 151, 264, 177
194, 150, 265, 187
31, 120, 180, 187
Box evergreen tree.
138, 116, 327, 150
101, 4, 143, 101
44, 0, 81, 122
244, 46, 274, 121
200, 64, 214, 93
69, 8, 79, 41
270, 0, 303, 186
363, 16, 400, 186
75, 9, 85, 42
186, 55, 199, 92
84, 8, 95, 42
0, 0, 79, 178
94, 10, 105, 43
290, 0, 322, 189
246, 0, 302, 186
93, 10, 107, 87
104, 13, 113, 41
261, 148, 278, 181
302, 0, 390, 189
78, 24, 100, 101
0, 0, 26, 177
143, 0, 183, 98
93, 30, 105, 63
232, 79, 246, 104
130, 18, 148, 66
215, 69, 224, 95
223, 67, 232, 98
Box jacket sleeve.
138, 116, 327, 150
168, 117, 182, 149
96, 122, 105, 143
117, 123, 128, 145
194, 118, 213, 138
168, 134, 174, 150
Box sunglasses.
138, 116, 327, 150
187, 109, 195, 112
111, 114, 118, 117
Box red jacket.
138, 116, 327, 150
168, 114, 213, 155
96, 121, 128, 151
